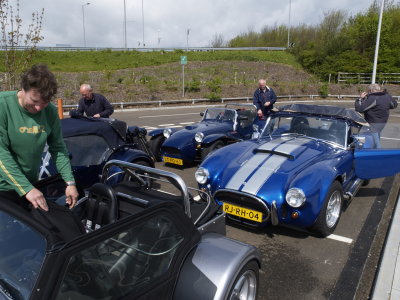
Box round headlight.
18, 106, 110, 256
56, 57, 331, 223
163, 128, 172, 138
285, 188, 306, 208
195, 167, 209, 184
195, 132, 204, 143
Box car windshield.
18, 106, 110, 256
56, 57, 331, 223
203, 108, 236, 122
261, 115, 348, 147
56, 212, 184, 300
0, 211, 46, 300
64, 135, 111, 166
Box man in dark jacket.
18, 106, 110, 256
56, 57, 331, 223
76, 84, 114, 118
355, 83, 398, 148
253, 79, 277, 119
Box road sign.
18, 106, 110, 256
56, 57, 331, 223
180, 56, 187, 65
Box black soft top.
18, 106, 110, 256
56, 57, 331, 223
276, 104, 368, 126
61, 117, 128, 148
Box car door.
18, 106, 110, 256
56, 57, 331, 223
33, 202, 201, 300
354, 148, 400, 179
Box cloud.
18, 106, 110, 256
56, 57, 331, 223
11, 0, 376, 48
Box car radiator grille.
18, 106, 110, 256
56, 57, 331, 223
162, 146, 181, 156
214, 189, 270, 220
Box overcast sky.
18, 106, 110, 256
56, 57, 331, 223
13, 0, 378, 48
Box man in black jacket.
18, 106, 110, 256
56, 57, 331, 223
75, 84, 114, 118
253, 79, 277, 120
355, 83, 398, 148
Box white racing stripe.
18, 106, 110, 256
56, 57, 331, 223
326, 234, 353, 244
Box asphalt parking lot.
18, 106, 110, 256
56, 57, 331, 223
113, 100, 400, 299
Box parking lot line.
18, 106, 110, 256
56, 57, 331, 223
381, 136, 400, 141
139, 112, 200, 118
180, 122, 195, 125
168, 125, 183, 128
327, 234, 353, 244
159, 123, 175, 126
144, 126, 158, 130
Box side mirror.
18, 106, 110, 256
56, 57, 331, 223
200, 112, 204, 117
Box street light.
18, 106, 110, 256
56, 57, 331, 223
123, 0, 127, 49
141, 0, 145, 47
372, 0, 385, 84
287, 0, 291, 48
82, 2, 90, 47
186, 28, 190, 51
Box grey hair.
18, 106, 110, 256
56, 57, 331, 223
368, 83, 381, 93
80, 83, 92, 91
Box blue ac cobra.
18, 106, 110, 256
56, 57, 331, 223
195, 104, 400, 237
148, 104, 261, 166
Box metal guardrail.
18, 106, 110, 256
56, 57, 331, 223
0, 46, 286, 52
60, 94, 400, 111
338, 72, 400, 84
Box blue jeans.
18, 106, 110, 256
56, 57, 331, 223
371, 132, 381, 148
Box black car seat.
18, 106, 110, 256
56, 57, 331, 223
85, 183, 119, 231
290, 117, 309, 135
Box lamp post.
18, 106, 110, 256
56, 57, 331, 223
82, 2, 90, 47
141, 0, 145, 47
123, 0, 127, 49
372, 0, 385, 84
287, 0, 291, 48
186, 28, 190, 51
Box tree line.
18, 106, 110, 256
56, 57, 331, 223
226, 0, 400, 81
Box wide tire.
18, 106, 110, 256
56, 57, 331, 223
201, 140, 224, 161
311, 181, 343, 237
227, 260, 259, 300
149, 136, 165, 162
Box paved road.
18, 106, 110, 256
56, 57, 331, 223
113, 101, 400, 299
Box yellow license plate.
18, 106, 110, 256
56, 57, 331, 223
163, 156, 183, 165
223, 202, 263, 223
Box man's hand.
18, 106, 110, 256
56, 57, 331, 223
26, 188, 48, 211
257, 109, 263, 118
264, 101, 271, 107
93, 113, 101, 118
360, 92, 368, 99
65, 185, 79, 208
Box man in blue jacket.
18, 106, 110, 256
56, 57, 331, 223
76, 84, 114, 118
253, 79, 277, 120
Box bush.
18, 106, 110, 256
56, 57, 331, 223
186, 77, 201, 92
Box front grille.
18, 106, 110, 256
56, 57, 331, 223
161, 146, 181, 156
214, 189, 270, 221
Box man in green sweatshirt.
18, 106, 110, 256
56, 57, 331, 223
0, 64, 78, 211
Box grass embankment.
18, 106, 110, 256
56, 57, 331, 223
0, 49, 300, 72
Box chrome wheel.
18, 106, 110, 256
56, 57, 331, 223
229, 269, 257, 300
326, 190, 341, 228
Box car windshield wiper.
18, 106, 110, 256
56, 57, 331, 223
0, 278, 22, 300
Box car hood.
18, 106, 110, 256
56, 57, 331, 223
163, 122, 232, 148
214, 136, 329, 196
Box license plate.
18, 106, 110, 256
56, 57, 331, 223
163, 156, 183, 166
223, 202, 263, 223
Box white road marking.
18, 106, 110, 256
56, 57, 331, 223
159, 124, 175, 126
180, 122, 195, 125
144, 126, 158, 130
327, 234, 353, 244
139, 112, 201, 118
168, 125, 183, 128
381, 136, 400, 141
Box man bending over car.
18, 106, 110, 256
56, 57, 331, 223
0, 64, 78, 211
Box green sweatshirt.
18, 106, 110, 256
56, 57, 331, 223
0, 91, 74, 196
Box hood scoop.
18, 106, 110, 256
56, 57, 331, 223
253, 137, 309, 160
185, 125, 198, 130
